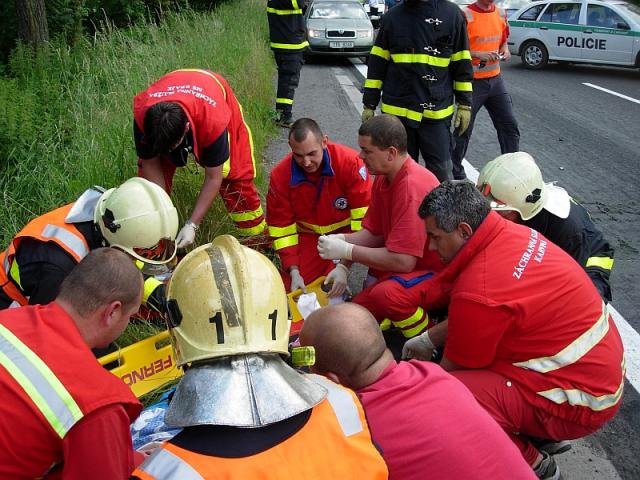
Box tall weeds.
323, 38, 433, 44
0, 0, 275, 247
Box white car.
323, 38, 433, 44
508, 0, 640, 69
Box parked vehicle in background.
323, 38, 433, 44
508, 0, 640, 69
363, 0, 387, 27
305, 0, 375, 57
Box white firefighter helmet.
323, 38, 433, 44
164, 235, 326, 428
477, 152, 549, 220
94, 177, 178, 264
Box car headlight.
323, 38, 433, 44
357, 29, 372, 38
307, 29, 324, 38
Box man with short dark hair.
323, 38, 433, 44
267, 118, 371, 293
317, 115, 442, 342
403, 181, 625, 480
0, 248, 144, 479
133, 69, 266, 248
300, 303, 537, 480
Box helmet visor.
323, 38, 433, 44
133, 237, 176, 263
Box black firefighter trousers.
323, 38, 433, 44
274, 51, 304, 119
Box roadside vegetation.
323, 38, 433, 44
0, 0, 277, 395
0, 0, 275, 249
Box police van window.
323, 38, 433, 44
539, 3, 580, 24
587, 4, 628, 29
518, 4, 545, 20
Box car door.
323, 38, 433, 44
538, 1, 583, 60
582, 3, 635, 64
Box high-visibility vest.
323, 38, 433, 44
0, 203, 89, 307
0, 302, 141, 477
133, 375, 388, 480
464, 7, 507, 79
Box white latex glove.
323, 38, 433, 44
176, 221, 197, 249
317, 235, 353, 261
290, 268, 306, 293
402, 330, 434, 361
324, 263, 349, 297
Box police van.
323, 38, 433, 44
507, 0, 640, 69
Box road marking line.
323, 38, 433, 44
583, 83, 640, 105
343, 66, 640, 393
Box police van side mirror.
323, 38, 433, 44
616, 22, 630, 30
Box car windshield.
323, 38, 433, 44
618, 2, 640, 23
497, 0, 531, 10
310, 2, 369, 19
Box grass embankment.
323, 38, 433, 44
0, 0, 276, 249
0, 0, 277, 398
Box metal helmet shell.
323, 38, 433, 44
477, 152, 546, 221
94, 177, 178, 264
166, 235, 290, 366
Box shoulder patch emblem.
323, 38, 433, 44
334, 196, 348, 210
359, 166, 368, 181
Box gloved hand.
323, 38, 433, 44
176, 221, 198, 249
324, 263, 350, 297
453, 104, 472, 135
361, 107, 375, 123
401, 329, 434, 361
290, 268, 306, 293
317, 235, 354, 261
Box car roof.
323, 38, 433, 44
524, 0, 629, 4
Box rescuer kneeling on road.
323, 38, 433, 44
0, 177, 178, 317
317, 115, 444, 351
132, 235, 388, 479
0, 248, 144, 479
403, 181, 625, 480
267, 118, 372, 294
133, 69, 266, 248
300, 303, 537, 480
477, 151, 614, 302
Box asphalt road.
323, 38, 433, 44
264, 55, 640, 479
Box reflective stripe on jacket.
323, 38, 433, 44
363, 0, 473, 127
267, 0, 309, 52
133, 375, 388, 479
133, 69, 257, 182
0, 203, 89, 306
0, 302, 141, 477
266, 142, 372, 272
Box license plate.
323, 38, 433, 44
329, 41, 354, 49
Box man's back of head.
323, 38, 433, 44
300, 303, 391, 389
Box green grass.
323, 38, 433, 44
0, 1, 279, 401
0, 0, 277, 248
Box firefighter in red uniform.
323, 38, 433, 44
404, 181, 624, 480
133, 69, 266, 248
132, 236, 388, 480
0, 248, 143, 479
0, 177, 178, 315
266, 118, 372, 292
317, 115, 443, 346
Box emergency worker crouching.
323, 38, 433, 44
132, 235, 388, 480
477, 152, 614, 301
0, 177, 179, 314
